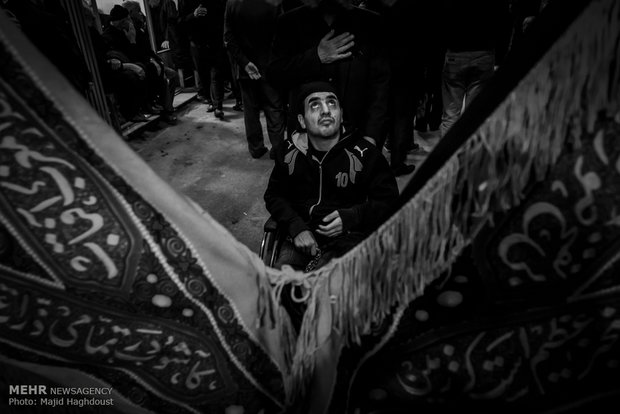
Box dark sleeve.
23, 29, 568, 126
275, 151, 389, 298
178, 0, 197, 24
264, 157, 310, 239
337, 150, 398, 232
361, 43, 390, 140
267, 13, 322, 86
164, 0, 179, 42
223, 1, 249, 69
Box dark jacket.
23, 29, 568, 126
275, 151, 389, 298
224, 0, 282, 80
178, 0, 225, 48
264, 130, 398, 240
268, 5, 390, 141
102, 25, 144, 64
150, 0, 178, 49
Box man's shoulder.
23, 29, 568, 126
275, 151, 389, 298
340, 133, 382, 161
349, 5, 381, 21
279, 4, 311, 22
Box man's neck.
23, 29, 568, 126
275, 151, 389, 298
308, 133, 340, 152
319, 2, 344, 26
322, 13, 335, 26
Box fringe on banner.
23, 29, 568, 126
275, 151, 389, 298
259, 0, 620, 403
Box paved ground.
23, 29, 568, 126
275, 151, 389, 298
128, 96, 440, 254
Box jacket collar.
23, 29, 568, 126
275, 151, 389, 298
290, 127, 355, 155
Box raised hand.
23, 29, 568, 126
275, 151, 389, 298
194, 5, 207, 17
244, 62, 261, 80
317, 30, 355, 64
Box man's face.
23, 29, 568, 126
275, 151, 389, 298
298, 92, 343, 139
128, 9, 146, 28
148, 0, 161, 7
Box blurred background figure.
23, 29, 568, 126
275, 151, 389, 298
123, 0, 180, 123
268, 0, 390, 160
147, 0, 178, 52
178, 0, 227, 119
439, 0, 511, 138
225, 0, 286, 159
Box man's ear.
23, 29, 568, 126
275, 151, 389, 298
297, 114, 306, 130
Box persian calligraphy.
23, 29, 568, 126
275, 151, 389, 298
491, 121, 620, 290
0, 85, 139, 290
394, 306, 620, 402
0, 279, 233, 402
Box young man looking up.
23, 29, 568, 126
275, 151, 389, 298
264, 81, 398, 271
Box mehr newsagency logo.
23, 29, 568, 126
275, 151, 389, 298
7, 384, 114, 409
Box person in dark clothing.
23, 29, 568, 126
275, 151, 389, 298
123, 1, 179, 124
268, 0, 391, 149
507, 0, 547, 54
224, 0, 286, 159
264, 81, 398, 272
82, 3, 148, 123
147, 0, 178, 51
103, 5, 166, 118
440, 0, 511, 137
382, 0, 437, 176
178, 0, 227, 119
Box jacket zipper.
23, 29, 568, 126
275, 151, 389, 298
303, 132, 353, 218
309, 164, 323, 217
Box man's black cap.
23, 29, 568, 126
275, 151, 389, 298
295, 81, 339, 115
109, 5, 129, 22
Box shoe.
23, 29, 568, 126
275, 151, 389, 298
144, 105, 162, 115
161, 112, 177, 124
196, 93, 209, 103
409, 143, 429, 155
214, 108, 224, 119
233, 102, 243, 111
391, 163, 416, 177
251, 147, 268, 159
206, 103, 215, 112
151, 103, 164, 112
130, 113, 149, 122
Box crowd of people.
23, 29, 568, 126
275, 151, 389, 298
0, 0, 551, 278
0, 0, 550, 152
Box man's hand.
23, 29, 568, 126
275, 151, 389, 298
522, 15, 535, 31
244, 62, 261, 80
123, 63, 145, 80
150, 58, 162, 76
124, 22, 136, 44
160, 40, 170, 50
317, 30, 355, 64
108, 58, 122, 71
293, 230, 318, 256
316, 211, 343, 238
194, 5, 207, 17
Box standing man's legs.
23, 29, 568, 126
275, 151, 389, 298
390, 62, 418, 174
440, 51, 467, 138
464, 51, 495, 109
209, 49, 227, 118
261, 81, 286, 158
190, 41, 212, 107
240, 78, 268, 158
